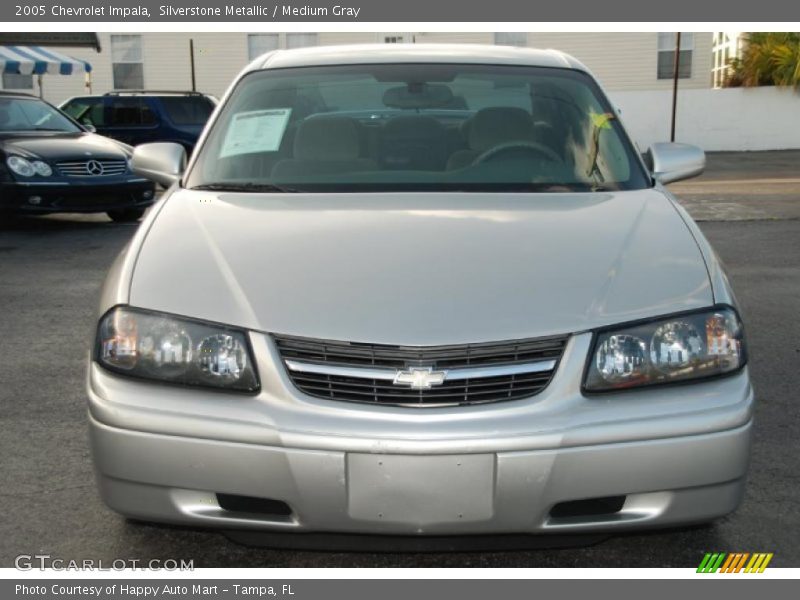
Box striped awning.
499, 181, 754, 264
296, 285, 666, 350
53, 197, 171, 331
0, 46, 92, 76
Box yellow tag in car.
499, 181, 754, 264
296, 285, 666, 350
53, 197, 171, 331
590, 111, 615, 130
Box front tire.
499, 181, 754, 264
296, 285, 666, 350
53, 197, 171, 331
107, 208, 145, 223
0, 211, 19, 229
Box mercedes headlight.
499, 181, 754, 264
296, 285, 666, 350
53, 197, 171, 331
95, 306, 259, 392
7, 156, 35, 177
6, 156, 52, 177
584, 307, 746, 392
32, 160, 52, 176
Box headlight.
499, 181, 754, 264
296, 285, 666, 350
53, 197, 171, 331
95, 306, 259, 392
7, 156, 35, 177
584, 307, 746, 392
32, 160, 52, 176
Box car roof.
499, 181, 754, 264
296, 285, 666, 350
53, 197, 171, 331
250, 44, 589, 73
0, 91, 38, 99
63, 91, 211, 99
104, 90, 210, 97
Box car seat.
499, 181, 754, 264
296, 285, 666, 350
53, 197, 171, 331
271, 116, 376, 180
446, 107, 537, 170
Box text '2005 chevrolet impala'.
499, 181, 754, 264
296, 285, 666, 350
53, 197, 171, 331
88, 45, 752, 548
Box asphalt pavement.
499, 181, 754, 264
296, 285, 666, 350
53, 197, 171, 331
1, 151, 798, 567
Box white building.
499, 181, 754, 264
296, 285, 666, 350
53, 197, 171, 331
1, 32, 714, 105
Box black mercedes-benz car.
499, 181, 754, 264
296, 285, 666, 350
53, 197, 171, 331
0, 92, 155, 222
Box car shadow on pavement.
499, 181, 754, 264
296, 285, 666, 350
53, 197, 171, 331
118, 518, 726, 568
0, 213, 136, 233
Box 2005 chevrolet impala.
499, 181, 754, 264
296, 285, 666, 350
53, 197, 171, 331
88, 45, 752, 547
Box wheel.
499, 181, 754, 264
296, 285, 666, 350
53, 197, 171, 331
0, 211, 20, 229
107, 208, 145, 223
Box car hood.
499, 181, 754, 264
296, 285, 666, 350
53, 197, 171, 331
0, 132, 129, 161
130, 189, 713, 345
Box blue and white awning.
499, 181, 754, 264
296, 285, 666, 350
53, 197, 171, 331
0, 45, 92, 76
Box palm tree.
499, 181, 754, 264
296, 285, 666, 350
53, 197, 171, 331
726, 32, 800, 87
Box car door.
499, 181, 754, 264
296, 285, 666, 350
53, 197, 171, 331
103, 97, 160, 146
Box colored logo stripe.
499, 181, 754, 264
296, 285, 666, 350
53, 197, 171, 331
697, 553, 726, 573
745, 553, 773, 573
698, 552, 773, 573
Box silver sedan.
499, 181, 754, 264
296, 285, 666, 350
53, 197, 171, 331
88, 44, 752, 546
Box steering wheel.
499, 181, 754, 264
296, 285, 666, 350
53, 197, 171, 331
474, 141, 561, 165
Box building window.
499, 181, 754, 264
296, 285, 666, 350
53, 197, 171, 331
2, 73, 34, 90
657, 32, 693, 79
286, 33, 318, 49
111, 34, 144, 89
494, 33, 528, 47
247, 34, 280, 61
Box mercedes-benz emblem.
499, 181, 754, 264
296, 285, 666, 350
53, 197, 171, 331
86, 160, 104, 176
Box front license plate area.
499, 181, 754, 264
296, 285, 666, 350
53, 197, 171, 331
347, 453, 495, 525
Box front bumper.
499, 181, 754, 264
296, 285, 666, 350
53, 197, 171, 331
87, 332, 754, 536
0, 179, 155, 213
90, 416, 750, 536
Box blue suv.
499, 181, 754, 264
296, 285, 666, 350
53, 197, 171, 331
60, 91, 216, 154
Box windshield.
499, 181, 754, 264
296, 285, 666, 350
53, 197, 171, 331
0, 97, 81, 133
186, 64, 650, 193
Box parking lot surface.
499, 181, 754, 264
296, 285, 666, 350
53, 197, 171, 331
1, 151, 798, 567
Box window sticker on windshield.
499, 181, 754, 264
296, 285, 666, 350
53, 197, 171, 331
219, 108, 292, 158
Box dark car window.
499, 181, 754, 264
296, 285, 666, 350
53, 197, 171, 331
0, 97, 81, 133
159, 96, 214, 125
61, 97, 105, 127
108, 98, 157, 127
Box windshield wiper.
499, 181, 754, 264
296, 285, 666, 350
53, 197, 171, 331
190, 182, 300, 193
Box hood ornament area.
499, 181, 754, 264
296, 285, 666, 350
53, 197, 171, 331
86, 159, 104, 175
392, 366, 447, 390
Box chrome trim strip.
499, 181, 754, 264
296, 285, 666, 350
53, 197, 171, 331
284, 360, 396, 380
284, 359, 557, 381
446, 360, 557, 380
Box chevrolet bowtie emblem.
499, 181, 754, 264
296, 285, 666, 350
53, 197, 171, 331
393, 366, 447, 390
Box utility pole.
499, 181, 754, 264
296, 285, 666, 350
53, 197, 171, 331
189, 38, 197, 92
670, 32, 681, 142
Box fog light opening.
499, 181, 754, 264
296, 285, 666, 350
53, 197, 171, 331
549, 495, 626, 519
142, 190, 154, 200
216, 493, 292, 517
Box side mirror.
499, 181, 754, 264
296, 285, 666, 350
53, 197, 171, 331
130, 142, 186, 188
82, 121, 96, 133
646, 142, 705, 184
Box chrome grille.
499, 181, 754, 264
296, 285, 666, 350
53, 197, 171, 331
56, 159, 128, 177
274, 334, 568, 407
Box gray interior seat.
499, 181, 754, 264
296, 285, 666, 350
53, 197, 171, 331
446, 107, 537, 170
271, 116, 376, 180
379, 115, 448, 171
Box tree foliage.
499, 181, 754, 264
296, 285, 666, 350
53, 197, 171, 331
726, 32, 800, 87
